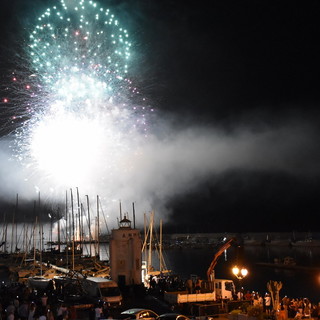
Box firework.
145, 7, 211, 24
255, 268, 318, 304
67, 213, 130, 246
3, 0, 153, 197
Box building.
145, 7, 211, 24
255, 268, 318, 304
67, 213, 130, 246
109, 216, 142, 287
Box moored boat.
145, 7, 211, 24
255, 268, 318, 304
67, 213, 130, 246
256, 256, 320, 271
28, 275, 53, 290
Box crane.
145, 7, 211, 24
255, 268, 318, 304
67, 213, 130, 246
206, 238, 235, 282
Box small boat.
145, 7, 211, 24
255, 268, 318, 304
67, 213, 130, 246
290, 239, 320, 247
28, 276, 53, 290
290, 232, 320, 247
256, 256, 320, 271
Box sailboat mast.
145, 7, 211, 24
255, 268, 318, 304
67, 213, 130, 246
148, 212, 154, 273
65, 190, 69, 267
1, 213, 7, 253
96, 195, 100, 258
32, 202, 37, 265
70, 189, 75, 270
86, 195, 92, 257
15, 194, 18, 252
39, 220, 43, 275
132, 202, 136, 229
159, 219, 163, 272
57, 208, 61, 253
11, 204, 14, 254
119, 201, 122, 221
76, 187, 82, 251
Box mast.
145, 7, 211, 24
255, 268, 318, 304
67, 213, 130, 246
65, 190, 69, 267
70, 189, 75, 270
11, 194, 18, 253
39, 219, 43, 276
57, 208, 61, 253
142, 213, 147, 265
1, 213, 7, 253
76, 187, 82, 252
23, 215, 27, 255
159, 219, 163, 272
96, 195, 100, 259
148, 212, 154, 273
132, 202, 136, 229
119, 201, 122, 221
33, 213, 37, 267
15, 194, 18, 252
86, 195, 92, 257
10, 205, 14, 254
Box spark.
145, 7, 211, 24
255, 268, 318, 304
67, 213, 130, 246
3, 0, 153, 198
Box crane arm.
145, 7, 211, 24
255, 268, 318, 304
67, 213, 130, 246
206, 238, 234, 281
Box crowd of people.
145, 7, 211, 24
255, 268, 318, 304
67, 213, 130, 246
234, 290, 320, 320
1, 277, 320, 320
0, 282, 110, 320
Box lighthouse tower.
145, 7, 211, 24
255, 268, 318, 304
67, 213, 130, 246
109, 215, 142, 287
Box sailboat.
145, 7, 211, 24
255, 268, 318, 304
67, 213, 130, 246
27, 214, 57, 290
141, 211, 171, 287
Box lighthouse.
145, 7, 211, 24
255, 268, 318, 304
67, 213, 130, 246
109, 215, 142, 287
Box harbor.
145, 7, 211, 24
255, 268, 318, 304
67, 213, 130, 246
0, 210, 319, 320
0, 227, 319, 320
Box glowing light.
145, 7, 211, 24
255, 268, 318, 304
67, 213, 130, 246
232, 266, 248, 280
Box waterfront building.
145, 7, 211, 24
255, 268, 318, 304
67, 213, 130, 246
109, 216, 142, 286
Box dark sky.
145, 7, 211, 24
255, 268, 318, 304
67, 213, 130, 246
1, 0, 320, 233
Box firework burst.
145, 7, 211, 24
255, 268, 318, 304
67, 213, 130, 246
3, 0, 153, 198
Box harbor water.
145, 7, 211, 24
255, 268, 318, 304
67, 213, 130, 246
73, 241, 320, 302
160, 245, 320, 302
2, 229, 320, 303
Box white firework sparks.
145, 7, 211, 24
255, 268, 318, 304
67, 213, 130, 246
9, 0, 152, 200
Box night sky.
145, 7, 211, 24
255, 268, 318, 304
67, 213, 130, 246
1, 0, 320, 233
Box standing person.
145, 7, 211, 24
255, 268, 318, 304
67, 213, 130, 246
244, 291, 252, 302
6, 311, 14, 320
265, 293, 272, 315
237, 290, 244, 301
68, 306, 77, 320
303, 298, 311, 318
28, 302, 37, 320
41, 293, 48, 307
5, 301, 15, 319
195, 278, 201, 294
185, 279, 193, 294
311, 302, 319, 320
102, 303, 109, 319
47, 309, 55, 320
258, 294, 264, 310
253, 295, 260, 307
56, 304, 68, 320
38, 308, 47, 320
18, 300, 29, 320
94, 304, 103, 320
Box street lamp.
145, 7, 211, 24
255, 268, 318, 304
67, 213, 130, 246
232, 266, 248, 297
232, 266, 248, 279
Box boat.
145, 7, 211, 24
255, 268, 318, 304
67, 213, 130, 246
142, 211, 171, 287
27, 275, 53, 290
290, 239, 320, 247
290, 232, 320, 247
263, 234, 291, 246
256, 256, 320, 271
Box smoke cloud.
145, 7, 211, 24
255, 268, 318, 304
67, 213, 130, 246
0, 112, 319, 229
